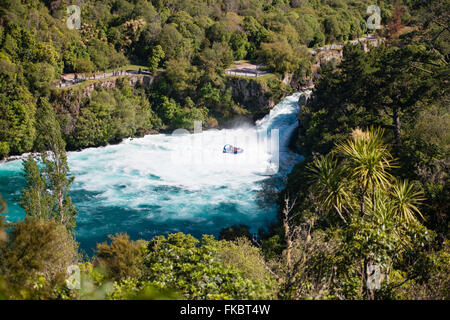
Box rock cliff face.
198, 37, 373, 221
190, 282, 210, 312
226, 77, 277, 112
226, 76, 289, 122
286, 73, 314, 91
80, 75, 155, 98
298, 91, 311, 108
293, 91, 313, 151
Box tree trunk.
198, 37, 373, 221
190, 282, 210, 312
58, 189, 64, 224
367, 261, 377, 300
333, 205, 347, 224
372, 184, 376, 214
360, 183, 366, 216
363, 259, 368, 298
282, 197, 295, 270
283, 214, 292, 269
393, 107, 401, 147
363, 259, 376, 300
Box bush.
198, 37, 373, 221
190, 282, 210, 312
0, 141, 9, 159
0, 217, 78, 298
143, 233, 275, 299
95, 233, 145, 282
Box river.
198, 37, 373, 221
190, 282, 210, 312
0, 92, 305, 254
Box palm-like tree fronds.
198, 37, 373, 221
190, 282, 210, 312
391, 179, 426, 223
307, 153, 352, 223
336, 127, 395, 191
366, 187, 395, 223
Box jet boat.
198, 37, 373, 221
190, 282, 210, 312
223, 144, 243, 154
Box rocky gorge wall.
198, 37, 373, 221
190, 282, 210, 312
50, 74, 156, 138
225, 76, 290, 123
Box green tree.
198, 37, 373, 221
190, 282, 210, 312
26, 62, 55, 94
218, 237, 272, 285
21, 155, 53, 220
148, 45, 165, 74
199, 42, 234, 71
258, 40, 310, 75
87, 39, 111, 70
62, 39, 91, 73
369, 45, 440, 148
324, 15, 342, 43
164, 58, 191, 92
206, 21, 231, 43
304, 128, 430, 299
390, 179, 425, 223
229, 31, 249, 60
244, 16, 269, 46
158, 96, 178, 124
158, 23, 183, 60
335, 127, 394, 215
0, 142, 8, 159
0, 94, 36, 156
32, 98, 77, 230
72, 58, 95, 74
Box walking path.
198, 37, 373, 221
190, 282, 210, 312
57, 35, 380, 85
55, 69, 150, 88
308, 34, 379, 55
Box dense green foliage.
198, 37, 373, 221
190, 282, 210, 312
258, 126, 448, 300
0, 0, 448, 301
95, 233, 145, 282
269, 0, 449, 299
293, 19, 449, 237
141, 233, 275, 299
0, 0, 397, 158
62, 85, 161, 149
0, 217, 78, 299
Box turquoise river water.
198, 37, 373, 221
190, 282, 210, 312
0, 92, 305, 254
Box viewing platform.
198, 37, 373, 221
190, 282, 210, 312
225, 61, 271, 78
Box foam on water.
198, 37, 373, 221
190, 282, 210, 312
0, 92, 306, 253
